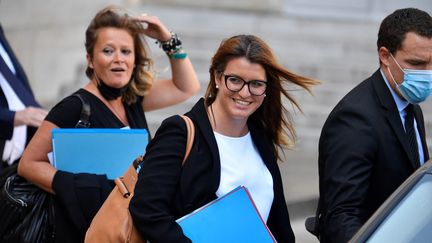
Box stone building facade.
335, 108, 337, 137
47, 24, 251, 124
1, 1, 431, 241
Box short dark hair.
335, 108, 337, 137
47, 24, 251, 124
377, 8, 432, 54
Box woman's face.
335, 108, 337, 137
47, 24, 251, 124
87, 27, 135, 88
213, 57, 267, 122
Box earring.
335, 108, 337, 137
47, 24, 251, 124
216, 85, 219, 89
264, 94, 267, 97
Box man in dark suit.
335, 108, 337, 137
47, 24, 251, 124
0, 23, 47, 169
317, 8, 432, 243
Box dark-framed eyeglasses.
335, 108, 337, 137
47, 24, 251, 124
223, 74, 268, 96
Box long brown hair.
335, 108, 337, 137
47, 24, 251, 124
205, 35, 318, 160
85, 5, 154, 105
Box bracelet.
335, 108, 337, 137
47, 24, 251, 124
170, 51, 188, 59
156, 31, 183, 56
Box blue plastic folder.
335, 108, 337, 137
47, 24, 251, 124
51, 128, 148, 179
176, 186, 276, 242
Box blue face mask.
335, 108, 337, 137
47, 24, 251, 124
389, 55, 432, 104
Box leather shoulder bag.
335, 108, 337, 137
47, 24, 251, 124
85, 115, 195, 243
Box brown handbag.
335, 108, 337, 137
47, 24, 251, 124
84, 115, 195, 243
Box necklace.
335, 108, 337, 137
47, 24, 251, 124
106, 100, 129, 126
85, 82, 129, 126
208, 103, 249, 136
207, 104, 217, 129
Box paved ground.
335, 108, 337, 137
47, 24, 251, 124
283, 150, 320, 243
292, 217, 320, 243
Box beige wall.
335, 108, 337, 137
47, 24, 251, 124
1, 0, 432, 150
137, 0, 283, 11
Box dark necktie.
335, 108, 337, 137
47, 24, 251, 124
0, 50, 38, 106
405, 104, 420, 166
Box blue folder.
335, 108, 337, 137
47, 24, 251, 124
52, 128, 148, 179
176, 186, 276, 242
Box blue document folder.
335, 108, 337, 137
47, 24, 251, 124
52, 128, 148, 179
176, 186, 276, 242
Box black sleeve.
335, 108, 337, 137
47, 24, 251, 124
319, 105, 378, 242
0, 106, 14, 139
45, 94, 82, 128
52, 170, 113, 242
267, 171, 295, 243
129, 115, 191, 243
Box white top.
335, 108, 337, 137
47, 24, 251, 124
0, 42, 26, 165
214, 131, 274, 222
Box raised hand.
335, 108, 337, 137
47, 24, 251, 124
133, 15, 172, 42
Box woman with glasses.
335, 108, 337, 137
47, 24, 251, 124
130, 34, 318, 242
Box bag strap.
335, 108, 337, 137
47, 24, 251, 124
119, 115, 195, 198
179, 115, 195, 165
132, 115, 195, 170
73, 93, 91, 128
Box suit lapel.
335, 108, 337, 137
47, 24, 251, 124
0, 25, 38, 107
413, 105, 429, 161
0, 25, 29, 86
249, 121, 278, 177
190, 98, 278, 177
386, 108, 419, 169
371, 70, 419, 169
188, 99, 221, 188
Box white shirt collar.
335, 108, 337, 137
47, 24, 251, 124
380, 68, 409, 113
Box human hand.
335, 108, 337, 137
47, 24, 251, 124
14, 107, 48, 127
133, 15, 172, 42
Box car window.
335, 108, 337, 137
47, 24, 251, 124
367, 174, 432, 243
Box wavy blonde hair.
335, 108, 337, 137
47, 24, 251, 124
85, 5, 154, 105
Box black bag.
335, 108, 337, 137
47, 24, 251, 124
0, 93, 91, 242
0, 172, 55, 243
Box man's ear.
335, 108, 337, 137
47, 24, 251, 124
86, 53, 93, 69
378, 46, 391, 67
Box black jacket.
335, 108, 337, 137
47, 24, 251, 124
130, 98, 295, 243
318, 69, 429, 242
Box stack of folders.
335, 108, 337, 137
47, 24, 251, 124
51, 128, 148, 179
176, 185, 277, 242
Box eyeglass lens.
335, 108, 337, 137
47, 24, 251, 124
224, 75, 267, 96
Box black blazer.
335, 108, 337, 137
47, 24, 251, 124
318, 69, 429, 243
0, 24, 39, 158
130, 98, 295, 243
